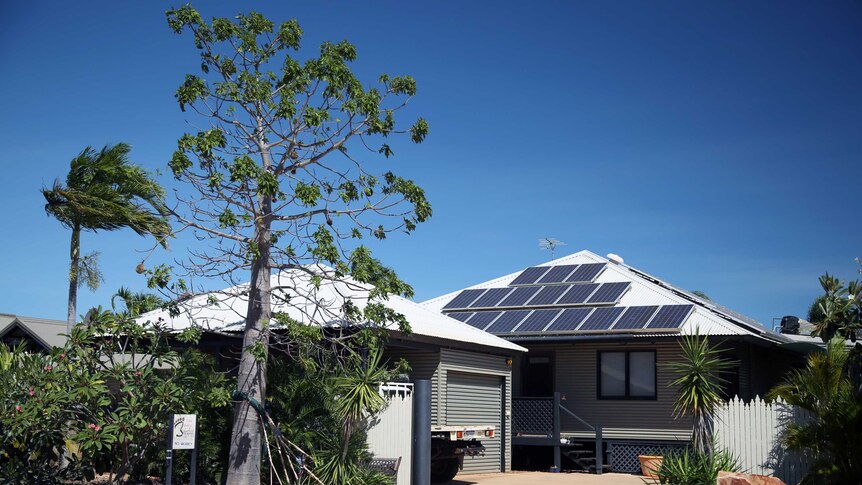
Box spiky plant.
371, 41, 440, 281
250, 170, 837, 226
42, 143, 170, 331
665, 331, 735, 454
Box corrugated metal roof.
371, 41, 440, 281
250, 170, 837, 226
137, 266, 526, 353
421, 250, 788, 344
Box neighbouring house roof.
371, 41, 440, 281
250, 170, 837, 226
137, 266, 526, 354
0, 314, 68, 350
421, 250, 790, 345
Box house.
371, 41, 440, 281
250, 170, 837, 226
136, 266, 526, 477
0, 313, 67, 351
421, 250, 806, 473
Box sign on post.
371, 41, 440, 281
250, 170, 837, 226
166, 413, 198, 485
172, 414, 197, 450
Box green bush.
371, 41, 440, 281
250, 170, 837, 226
653, 447, 741, 485
0, 309, 233, 484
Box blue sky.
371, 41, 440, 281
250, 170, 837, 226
0, 1, 859, 327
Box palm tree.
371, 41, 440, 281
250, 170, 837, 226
665, 331, 735, 454
768, 338, 862, 484
111, 287, 166, 317
43, 143, 170, 332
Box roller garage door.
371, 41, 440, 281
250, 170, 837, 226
445, 372, 503, 474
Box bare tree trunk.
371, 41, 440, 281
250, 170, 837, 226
226, 141, 273, 485
67, 225, 80, 333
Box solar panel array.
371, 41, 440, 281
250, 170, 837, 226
443, 281, 631, 310
441, 262, 696, 336
453, 304, 693, 334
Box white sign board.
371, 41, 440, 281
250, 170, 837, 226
171, 414, 197, 450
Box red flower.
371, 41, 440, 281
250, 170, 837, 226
59, 353, 66, 360
88, 423, 95, 429
134, 371, 142, 378
15, 405, 21, 413
43, 365, 53, 372
28, 388, 34, 396
95, 425, 102, 432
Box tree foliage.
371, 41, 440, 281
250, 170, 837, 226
42, 143, 170, 331
160, 6, 431, 483
768, 339, 862, 484
0, 309, 231, 484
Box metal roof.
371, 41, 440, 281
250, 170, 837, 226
421, 250, 789, 344
0, 314, 68, 349
137, 266, 526, 354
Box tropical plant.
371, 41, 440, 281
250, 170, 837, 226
653, 446, 741, 485
0, 309, 232, 484
42, 143, 170, 331
767, 338, 862, 484
665, 331, 735, 454
160, 6, 431, 483
264, 348, 396, 485
811, 273, 861, 343
111, 286, 166, 317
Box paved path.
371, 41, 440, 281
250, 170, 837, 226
446, 471, 648, 484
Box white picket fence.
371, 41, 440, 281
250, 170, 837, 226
714, 397, 811, 485
366, 383, 413, 484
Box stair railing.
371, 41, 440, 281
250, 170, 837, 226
553, 392, 603, 475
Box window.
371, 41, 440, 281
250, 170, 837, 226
598, 350, 656, 399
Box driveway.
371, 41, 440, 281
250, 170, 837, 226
446, 471, 647, 484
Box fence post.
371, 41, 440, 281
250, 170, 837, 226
595, 425, 602, 475
552, 392, 561, 472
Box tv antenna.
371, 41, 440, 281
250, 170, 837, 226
539, 238, 566, 260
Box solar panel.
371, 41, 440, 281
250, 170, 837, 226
446, 312, 474, 323
587, 282, 630, 304
537, 265, 579, 284
646, 305, 694, 329
556, 283, 600, 305
579, 307, 625, 331
546, 308, 594, 331
442, 289, 486, 310
566, 263, 606, 282
469, 288, 514, 308
612, 306, 659, 330
486, 310, 530, 333
526, 285, 569, 306
464, 311, 502, 330
514, 309, 561, 332
510, 267, 551, 286
498, 286, 542, 307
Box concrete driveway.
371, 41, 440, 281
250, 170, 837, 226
445, 471, 648, 484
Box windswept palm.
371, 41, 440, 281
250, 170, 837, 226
43, 143, 170, 331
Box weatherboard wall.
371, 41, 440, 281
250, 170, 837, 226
518, 341, 694, 441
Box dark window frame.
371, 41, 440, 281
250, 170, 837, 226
596, 350, 657, 401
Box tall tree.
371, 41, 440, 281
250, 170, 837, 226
162, 7, 430, 484
43, 143, 170, 332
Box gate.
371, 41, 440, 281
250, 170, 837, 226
366, 382, 414, 484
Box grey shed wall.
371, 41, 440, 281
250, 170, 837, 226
385, 346, 513, 474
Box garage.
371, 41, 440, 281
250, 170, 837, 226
446, 371, 504, 473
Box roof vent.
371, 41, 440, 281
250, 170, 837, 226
607, 253, 624, 265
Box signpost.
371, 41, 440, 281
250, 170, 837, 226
166, 413, 198, 485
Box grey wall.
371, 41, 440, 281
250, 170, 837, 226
520, 340, 693, 441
